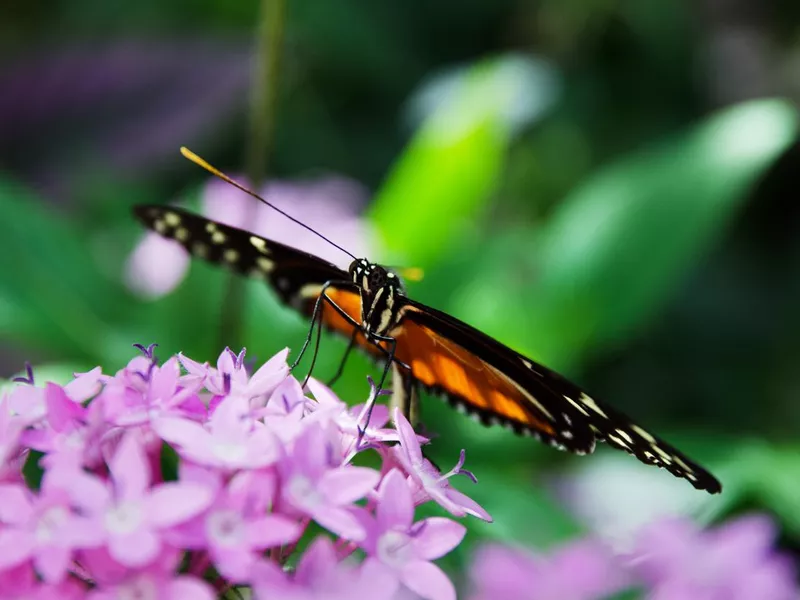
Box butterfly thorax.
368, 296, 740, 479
348, 259, 405, 337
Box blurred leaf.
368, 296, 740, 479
516, 99, 798, 368
0, 177, 133, 365
732, 441, 800, 536
460, 466, 583, 549
370, 55, 560, 268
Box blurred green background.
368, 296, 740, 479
2, 0, 800, 582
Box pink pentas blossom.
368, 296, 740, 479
279, 423, 380, 541
56, 432, 213, 567
468, 540, 627, 600
0, 474, 101, 582
0, 345, 484, 598
87, 570, 215, 600
632, 513, 798, 600
253, 536, 395, 600
392, 408, 491, 522
155, 392, 280, 470
361, 468, 467, 600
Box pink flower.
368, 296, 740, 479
126, 231, 191, 298
0, 347, 479, 598
632, 514, 798, 600
59, 433, 213, 567
181, 471, 301, 581
102, 355, 205, 427
280, 424, 380, 541
252, 536, 395, 600
154, 393, 280, 470
393, 408, 491, 522
205, 347, 290, 403
86, 567, 214, 600
0, 397, 24, 482
361, 469, 466, 600
0, 474, 100, 582
468, 540, 627, 600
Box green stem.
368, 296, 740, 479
217, 0, 287, 351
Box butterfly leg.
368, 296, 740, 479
301, 304, 327, 388
290, 280, 358, 370
327, 328, 359, 387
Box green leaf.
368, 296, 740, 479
0, 177, 136, 364
515, 99, 798, 368
369, 55, 559, 268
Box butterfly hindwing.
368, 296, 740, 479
390, 299, 597, 454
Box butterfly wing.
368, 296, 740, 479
392, 298, 721, 493
133, 206, 384, 356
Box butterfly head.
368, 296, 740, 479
349, 259, 405, 336
348, 259, 403, 294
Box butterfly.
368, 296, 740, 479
133, 147, 722, 494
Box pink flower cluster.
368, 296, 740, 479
467, 514, 799, 600
0, 345, 490, 600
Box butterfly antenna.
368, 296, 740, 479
180, 146, 358, 261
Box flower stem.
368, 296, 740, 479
218, 0, 287, 349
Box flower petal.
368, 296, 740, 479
393, 409, 423, 466
0, 529, 35, 569
35, 545, 72, 583
108, 433, 150, 501
401, 560, 456, 600
0, 484, 33, 523
108, 529, 160, 568
146, 482, 214, 527
312, 506, 366, 541
445, 487, 492, 522
412, 517, 466, 560
166, 576, 216, 600
376, 469, 414, 531
245, 515, 301, 549
319, 467, 380, 506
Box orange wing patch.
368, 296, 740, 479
392, 320, 556, 437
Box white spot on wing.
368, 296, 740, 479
192, 242, 208, 259
250, 236, 270, 254
223, 249, 239, 263
579, 393, 608, 418
175, 227, 190, 242
210, 231, 227, 245
256, 257, 274, 273
164, 212, 181, 227
564, 395, 590, 416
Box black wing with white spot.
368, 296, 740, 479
133, 205, 348, 307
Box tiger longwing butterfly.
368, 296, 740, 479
133, 147, 722, 494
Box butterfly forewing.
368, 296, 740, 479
134, 205, 348, 308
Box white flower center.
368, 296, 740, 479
206, 509, 244, 547
287, 475, 323, 509
212, 440, 247, 464
105, 501, 144, 535
36, 506, 68, 543
377, 530, 413, 568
